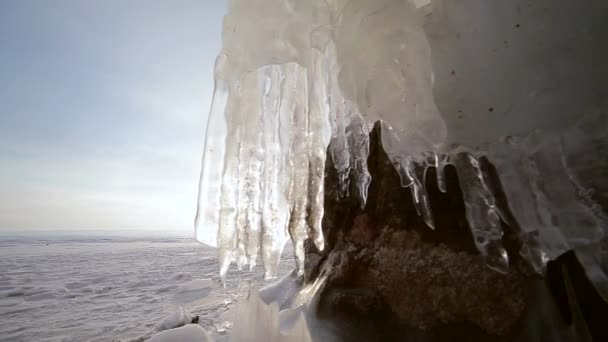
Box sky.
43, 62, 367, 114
0, 0, 226, 236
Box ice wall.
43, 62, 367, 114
195, 0, 608, 296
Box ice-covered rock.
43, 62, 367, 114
148, 324, 212, 342
154, 307, 196, 332
128, 307, 200, 342
304, 123, 606, 339
195, 0, 607, 302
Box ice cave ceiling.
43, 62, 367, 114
195, 0, 608, 299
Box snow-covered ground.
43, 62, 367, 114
0, 237, 294, 341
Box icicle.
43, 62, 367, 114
245, 149, 263, 270
241, 71, 266, 269
286, 64, 310, 276
216, 82, 242, 284
219, 132, 240, 273
234, 96, 252, 271
194, 62, 229, 248
436, 153, 448, 193
305, 49, 333, 252
307, 155, 327, 252
260, 65, 289, 279
453, 152, 509, 274
306, 60, 327, 252
326, 43, 352, 199
347, 117, 372, 209
400, 158, 435, 229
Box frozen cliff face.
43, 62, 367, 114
195, 0, 608, 297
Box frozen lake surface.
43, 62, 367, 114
0, 237, 293, 341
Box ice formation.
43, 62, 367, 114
228, 286, 312, 342
195, 0, 607, 298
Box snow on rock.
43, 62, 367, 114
154, 307, 196, 332
128, 307, 199, 342
148, 324, 212, 342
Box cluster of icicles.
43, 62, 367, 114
392, 149, 512, 274
195, 0, 606, 298
196, 79, 606, 292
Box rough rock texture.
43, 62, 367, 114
369, 229, 525, 334
321, 228, 527, 335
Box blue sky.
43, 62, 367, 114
0, 0, 226, 235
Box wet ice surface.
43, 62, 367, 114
0, 237, 293, 341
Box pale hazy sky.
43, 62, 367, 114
0, 0, 226, 235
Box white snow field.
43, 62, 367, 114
0, 237, 293, 341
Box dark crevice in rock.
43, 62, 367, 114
547, 251, 608, 342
